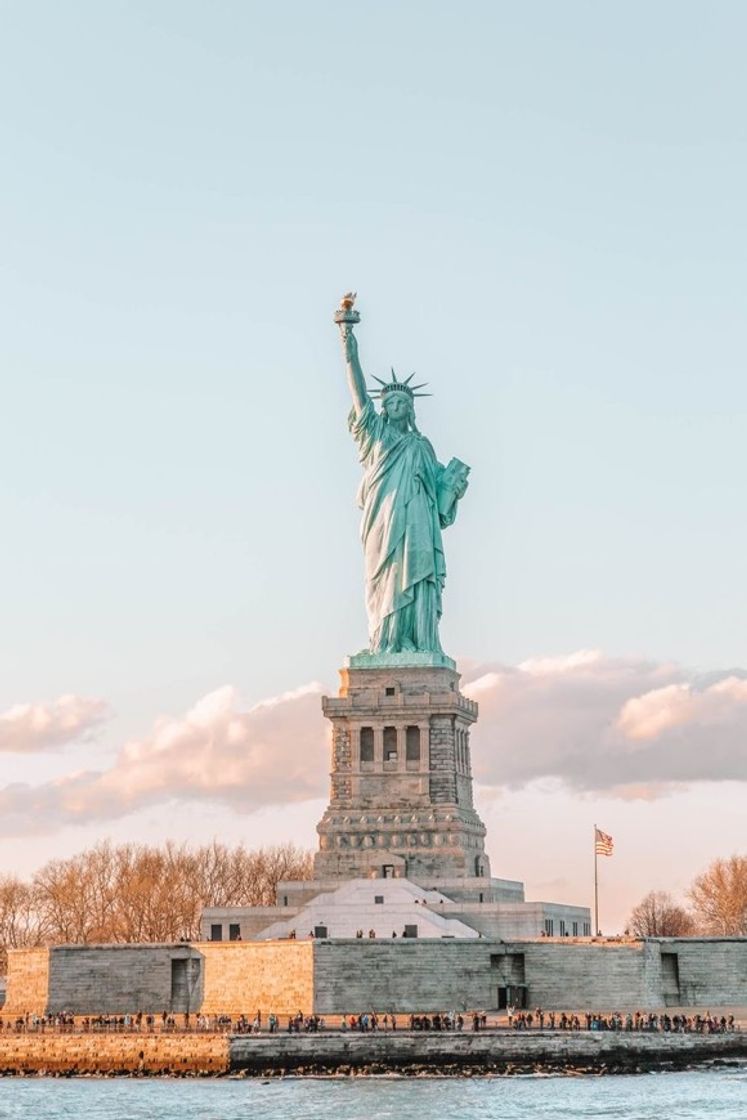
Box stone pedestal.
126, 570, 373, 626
314, 660, 490, 882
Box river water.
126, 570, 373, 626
0, 1070, 745, 1119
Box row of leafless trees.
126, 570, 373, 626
0, 840, 313, 971
2, 843, 744, 969
628, 855, 747, 937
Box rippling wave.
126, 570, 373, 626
1, 1069, 747, 1120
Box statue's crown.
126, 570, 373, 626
370, 369, 430, 400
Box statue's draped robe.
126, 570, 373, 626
350, 399, 449, 653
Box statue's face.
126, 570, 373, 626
383, 393, 411, 422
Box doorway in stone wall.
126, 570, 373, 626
171, 957, 201, 1013
497, 985, 528, 1010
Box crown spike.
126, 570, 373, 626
371, 369, 434, 402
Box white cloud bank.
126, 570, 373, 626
464, 651, 747, 795
1, 652, 747, 835
0, 695, 110, 754
0, 684, 327, 835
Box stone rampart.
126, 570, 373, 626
519, 940, 657, 1009
6, 936, 747, 1019
311, 938, 660, 1013
3, 949, 50, 1015
672, 939, 747, 1006
198, 940, 314, 1017
313, 939, 492, 1013
45, 944, 203, 1015
309, 937, 747, 1012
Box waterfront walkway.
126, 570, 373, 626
1, 1009, 742, 1036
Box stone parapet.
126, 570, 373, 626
323, 692, 478, 719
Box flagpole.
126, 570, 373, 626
593, 823, 599, 936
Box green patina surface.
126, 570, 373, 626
336, 294, 469, 660
347, 650, 456, 670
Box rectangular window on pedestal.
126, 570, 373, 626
360, 727, 374, 763
383, 726, 398, 761
406, 726, 420, 762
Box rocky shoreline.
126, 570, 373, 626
0, 1031, 745, 1078
230, 1060, 747, 1079
229, 1047, 747, 1078
3, 1059, 747, 1078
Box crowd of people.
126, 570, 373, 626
1, 1012, 237, 1034
410, 1013, 492, 1030
507, 1008, 737, 1034
0, 1008, 740, 1035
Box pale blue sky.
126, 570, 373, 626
1, 2, 746, 921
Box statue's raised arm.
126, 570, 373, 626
335, 292, 368, 416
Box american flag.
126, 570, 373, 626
595, 828, 614, 856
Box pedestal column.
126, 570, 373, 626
314, 656, 489, 882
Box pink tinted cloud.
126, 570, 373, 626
0, 683, 327, 835
1, 652, 747, 836
464, 652, 747, 794
617, 677, 747, 741
0, 695, 110, 754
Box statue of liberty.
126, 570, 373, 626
335, 293, 470, 657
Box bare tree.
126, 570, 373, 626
32, 842, 120, 943
0, 874, 44, 974
246, 842, 314, 907
0, 875, 42, 946
628, 890, 695, 937
5, 839, 315, 960
689, 854, 747, 935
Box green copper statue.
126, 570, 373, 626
335, 293, 470, 657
